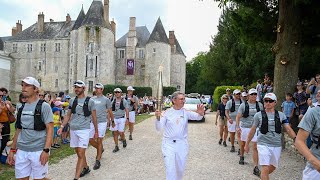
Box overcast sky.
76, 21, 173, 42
0, 0, 222, 61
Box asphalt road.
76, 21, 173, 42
48, 111, 305, 180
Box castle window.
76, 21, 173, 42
38, 79, 41, 86
27, 44, 33, 52
13, 44, 17, 52
89, 43, 94, 53
88, 81, 93, 92
55, 65, 58, 72
55, 79, 59, 88
153, 48, 156, 53
119, 50, 125, 59
38, 61, 42, 71
90, 59, 94, 70
40, 43, 46, 52
138, 49, 144, 59
55, 43, 60, 52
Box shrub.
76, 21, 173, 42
163, 87, 177, 96
212, 86, 243, 111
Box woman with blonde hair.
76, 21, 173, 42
215, 94, 229, 147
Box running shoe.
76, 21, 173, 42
80, 167, 91, 177
253, 166, 261, 177
113, 146, 119, 153
93, 160, 101, 170
218, 139, 222, 145
230, 146, 235, 152
223, 141, 227, 147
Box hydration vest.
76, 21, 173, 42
243, 101, 261, 118
125, 95, 135, 111
230, 99, 242, 112
112, 98, 125, 111
16, 100, 46, 131
260, 110, 281, 134
71, 96, 91, 117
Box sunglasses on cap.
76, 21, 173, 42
235, 93, 241, 95
114, 91, 121, 93
264, 99, 275, 103
250, 93, 257, 96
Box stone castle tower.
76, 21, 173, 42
2, 0, 186, 96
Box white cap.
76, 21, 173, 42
242, 92, 247, 97
248, 88, 258, 95
114, 88, 122, 92
19, 77, 40, 88
127, 86, 135, 91
264, 93, 277, 101
95, 83, 104, 89
233, 89, 241, 94
74, 80, 85, 87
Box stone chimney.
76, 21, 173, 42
111, 18, 116, 42
128, 17, 136, 37
16, 20, 22, 33
38, 12, 45, 33
66, 14, 71, 23
169, 31, 176, 53
104, 0, 109, 23
11, 27, 17, 36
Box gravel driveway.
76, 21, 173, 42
48, 111, 305, 180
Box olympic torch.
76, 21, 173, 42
156, 66, 163, 120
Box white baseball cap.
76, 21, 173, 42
233, 89, 241, 94
264, 93, 277, 101
95, 83, 104, 89
74, 80, 85, 87
127, 86, 135, 91
18, 77, 40, 88
242, 92, 247, 97
248, 88, 258, 95
114, 88, 122, 92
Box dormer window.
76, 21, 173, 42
118, 49, 125, 59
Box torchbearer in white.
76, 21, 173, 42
155, 67, 205, 180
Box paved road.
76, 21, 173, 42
48, 111, 305, 179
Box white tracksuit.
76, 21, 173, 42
156, 107, 203, 180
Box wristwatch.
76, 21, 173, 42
43, 148, 50, 153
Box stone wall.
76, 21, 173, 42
170, 54, 186, 93
0, 52, 12, 90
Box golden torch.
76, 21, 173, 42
156, 66, 163, 120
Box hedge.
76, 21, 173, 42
212, 86, 243, 111
103, 85, 152, 97
163, 87, 177, 96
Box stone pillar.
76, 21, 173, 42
126, 17, 137, 60
11, 27, 17, 36
38, 12, 44, 33
104, 0, 109, 23
111, 18, 116, 42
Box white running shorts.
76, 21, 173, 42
302, 166, 320, 180
240, 127, 258, 142
228, 120, 236, 132
109, 117, 126, 132
257, 145, 281, 168
89, 122, 107, 138
70, 129, 90, 148
15, 150, 48, 179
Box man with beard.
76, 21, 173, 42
58, 80, 98, 180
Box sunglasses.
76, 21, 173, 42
250, 93, 257, 96
114, 91, 121, 93
235, 93, 241, 95
264, 99, 275, 103
39, 94, 44, 96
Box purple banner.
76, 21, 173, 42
127, 59, 134, 75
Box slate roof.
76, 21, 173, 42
7, 21, 75, 41
115, 26, 150, 48
81, 0, 111, 29
175, 37, 185, 57
73, 7, 86, 30
0, 38, 4, 50
147, 18, 169, 44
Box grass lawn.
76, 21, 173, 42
0, 114, 153, 180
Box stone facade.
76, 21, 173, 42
0, 51, 13, 91
2, 0, 186, 96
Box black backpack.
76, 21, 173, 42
112, 98, 125, 111
260, 110, 281, 134
230, 99, 242, 112
71, 96, 91, 117
125, 95, 136, 111
16, 100, 46, 131
243, 101, 261, 118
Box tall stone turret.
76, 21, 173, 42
145, 17, 171, 96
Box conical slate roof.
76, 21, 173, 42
81, 0, 111, 29
175, 37, 185, 57
72, 6, 86, 30
147, 17, 169, 44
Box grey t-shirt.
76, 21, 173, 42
238, 102, 263, 128
225, 99, 242, 121
252, 111, 287, 147
298, 106, 320, 169
17, 100, 53, 152
125, 95, 139, 112
92, 95, 111, 123
112, 98, 129, 119
68, 97, 95, 130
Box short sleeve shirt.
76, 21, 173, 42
252, 111, 288, 147
238, 102, 263, 128
225, 99, 242, 121
112, 98, 129, 119
17, 100, 53, 152
68, 97, 95, 130
298, 106, 320, 169
92, 95, 111, 123
217, 103, 226, 118
125, 95, 139, 112
281, 101, 296, 117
